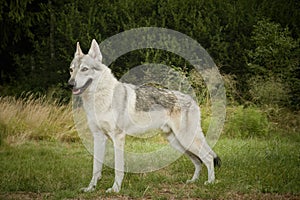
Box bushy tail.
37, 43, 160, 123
213, 156, 221, 168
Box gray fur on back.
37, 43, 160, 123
135, 85, 178, 112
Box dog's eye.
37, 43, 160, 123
69, 68, 73, 73
81, 67, 89, 72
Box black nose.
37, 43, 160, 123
68, 79, 76, 88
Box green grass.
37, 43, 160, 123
0, 135, 299, 199
0, 95, 299, 199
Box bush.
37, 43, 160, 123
248, 76, 290, 106
247, 19, 300, 108
224, 106, 269, 138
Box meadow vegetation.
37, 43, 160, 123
0, 92, 299, 199
0, 94, 78, 145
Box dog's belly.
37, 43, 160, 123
117, 110, 170, 136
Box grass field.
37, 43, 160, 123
0, 95, 299, 199
0, 136, 299, 199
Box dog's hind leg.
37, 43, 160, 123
185, 151, 202, 183
171, 107, 219, 185
200, 148, 216, 184
166, 132, 202, 183
188, 137, 218, 184
171, 124, 218, 184
82, 132, 107, 192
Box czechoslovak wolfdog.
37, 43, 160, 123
68, 39, 221, 193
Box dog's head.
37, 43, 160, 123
68, 39, 107, 95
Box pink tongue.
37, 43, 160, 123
72, 88, 81, 95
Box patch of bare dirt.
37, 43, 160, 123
0, 192, 51, 200
222, 192, 300, 200
1, 191, 299, 200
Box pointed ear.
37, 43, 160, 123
75, 42, 83, 57
88, 39, 102, 62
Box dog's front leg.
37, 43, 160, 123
106, 133, 125, 193
82, 133, 107, 192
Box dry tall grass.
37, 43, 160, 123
1, 92, 298, 146
0, 94, 79, 144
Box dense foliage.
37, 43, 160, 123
0, 0, 299, 108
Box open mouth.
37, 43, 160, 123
72, 79, 93, 95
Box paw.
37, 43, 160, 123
204, 179, 219, 185
106, 187, 120, 193
106, 183, 120, 193
186, 179, 196, 184
204, 180, 214, 185
80, 185, 95, 193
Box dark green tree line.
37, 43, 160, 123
0, 0, 299, 107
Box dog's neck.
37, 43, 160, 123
81, 68, 119, 114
